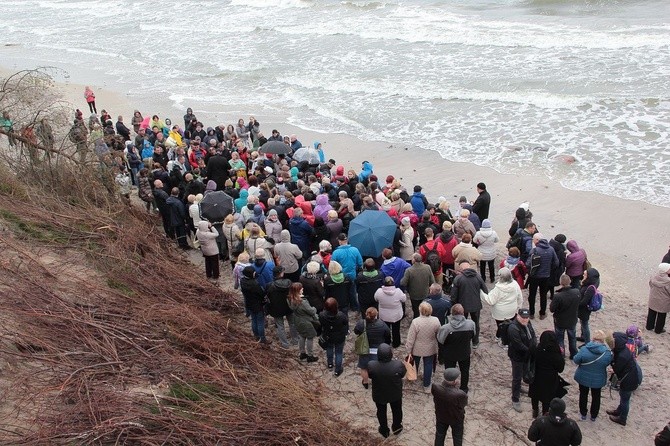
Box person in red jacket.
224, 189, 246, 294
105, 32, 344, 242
420, 228, 448, 285
500, 246, 528, 290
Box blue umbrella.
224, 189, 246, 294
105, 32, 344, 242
347, 210, 397, 257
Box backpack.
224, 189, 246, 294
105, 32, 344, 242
506, 230, 524, 254
497, 319, 513, 346
425, 240, 441, 274
586, 284, 603, 311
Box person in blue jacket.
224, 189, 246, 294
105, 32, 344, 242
572, 329, 612, 421
331, 233, 363, 313
410, 185, 429, 216
358, 161, 373, 184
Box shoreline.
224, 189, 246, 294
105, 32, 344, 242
1, 65, 669, 299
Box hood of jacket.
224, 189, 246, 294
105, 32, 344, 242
280, 229, 291, 243
494, 280, 519, 293
548, 413, 567, 426
206, 180, 217, 192
448, 314, 469, 330
238, 189, 249, 200
477, 227, 494, 238
439, 230, 454, 243
329, 272, 345, 283
504, 256, 520, 268
336, 165, 344, 176
316, 194, 329, 206
460, 268, 479, 279
313, 141, 321, 150
299, 201, 313, 215
535, 239, 551, 250
377, 343, 392, 362
583, 341, 609, 356
197, 221, 209, 232
272, 277, 292, 290
566, 240, 581, 252
612, 331, 628, 353
253, 205, 263, 217
515, 207, 526, 220
380, 285, 398, 295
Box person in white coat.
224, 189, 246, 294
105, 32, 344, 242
481, 267, 523, 347
473, 219, 499, 283
399, 217, 415, 261
375, 277, 407, 349
196, 220, 220, 282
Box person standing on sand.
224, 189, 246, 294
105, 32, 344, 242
432, 367, 468, 446
527, 398, 582, 446
550, 274, 580, 359
577, 268, 600, 344
368, 343, 406, 438
646, 263, 670, 334
508, 308, 536, 413
471, 182, 491, 221
84, 86, 97, 114
437, 304, 475, 394
526, 233, 558, 320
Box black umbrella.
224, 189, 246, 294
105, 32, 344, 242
260, 140, 292, 155
200, 191, 234, 222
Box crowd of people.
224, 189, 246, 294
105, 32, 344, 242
38, 92, 670, 445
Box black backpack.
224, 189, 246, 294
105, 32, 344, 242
497, 319, 513, 346
506, 229, 525, 254
425, 240, 441, 274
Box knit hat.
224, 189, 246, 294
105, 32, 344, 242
443, 368, 460, 382
554, 233, 567, 244
659, 263, 670, 274
268, 209, 278, 217
401, 217, 410, 227
548, 398, 566, 418
264, 166, 273, 174
481, 219, 491, 228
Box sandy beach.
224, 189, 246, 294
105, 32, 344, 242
2, 66, 669, 444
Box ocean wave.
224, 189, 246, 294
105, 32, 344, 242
229, 0, 313, 8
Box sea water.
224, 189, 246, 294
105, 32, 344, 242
1, 0, 668, 206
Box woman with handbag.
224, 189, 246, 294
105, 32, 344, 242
529, 330, 565, 418
354, 307, 391, 389
288, 283, 319, 363
572, 329, 612, 421
405, 302, 441, 391
318, 298, 349, 376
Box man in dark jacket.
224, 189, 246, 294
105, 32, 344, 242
424, 283, 452, 325
527, 234, 559, 320
266, 266, 297, 349
240, 266, 271, 345
471, 182, 490, 221
437, 304, 475, 393
432, 367, 468, 446
550, 274, 580, 359
368, 343, 406, 438
401, 253, 435, 319
450, 261, 487, 347
548, 234, 567, 299
166, 187, 190, 249
356, 259, 384, 317
288, 207, 314, 260
606, 332, 641, 426
205, 152, 231, 191
528, 398, 582, 446
508, 308, 536, 413
153, 179, 172, 238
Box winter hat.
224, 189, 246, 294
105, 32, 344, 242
242, 266, 256, 279
519, 201, 530, 211
268, 209, 278, 217
264, 166, 273, 174
554, 233, 567, 244
482, 219, 491, 228
401, 217, 410, 227
548, 398, 566, 418
443, 368, 460, 382
659, 263, 670, 274
626, 325, 639, 337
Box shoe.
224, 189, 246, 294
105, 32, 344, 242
606, 409, 620, 416
539, 314, 547, 320
576, 336, 584, 342
334, 370, 342, 377
512, 402, 522, 413
655, 329, 667, 334
580, 414, 587, 421
259, 339, 272, 345
392, 425, 403, 435
590, 417, 597, 422
299, 353, 308, 360
609, 415, 626, 426
280, 344, 290, 350
362, 380, 369, 389
472, 343, 479, 349
423, 386, 431, 393
328, 363, 334, 369
646, 345, 653, 353
529, 314, 535, 320
306, 355, 318, 363
378, 427, 390, 438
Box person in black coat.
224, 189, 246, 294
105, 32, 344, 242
548, 234, 567, 299
471, 182, 491, 221
266, 266, 297, 349
508, 309, 537, 413
432, 367, 468, 446
319, 297, 349, 376
528, 398, 582, 446
356, 259, 384, 318
205, 153, 231, 191
354, 307, 391, 389
656, 421, 670, 446
165, 187, 189, 249
577, 268, 600, 344
115, 116, 131, 141
550, 274, 581, 359
529, 331, 565, 418
368, 343, 406, 438
240, 266, 271, 344
606, 331, 641, 426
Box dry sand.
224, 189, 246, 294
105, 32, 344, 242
3, 67, 669, 445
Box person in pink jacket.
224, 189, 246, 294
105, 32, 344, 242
84, 86, 97, 114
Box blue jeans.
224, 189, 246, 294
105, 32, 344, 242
130, 166, 139, 186
250, 311, 266, 341
414, 355, 435, 388
617, 389, 633, 422
555, 326, 577, 358
327, 342, 345, 374
579, 318, 591, 343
